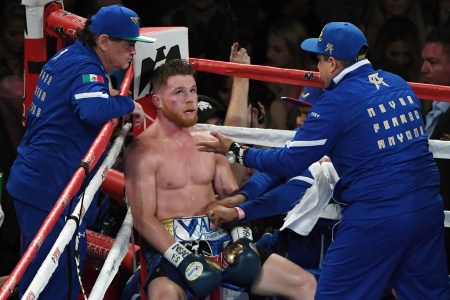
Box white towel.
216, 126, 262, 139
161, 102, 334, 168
281, 161, 341, 236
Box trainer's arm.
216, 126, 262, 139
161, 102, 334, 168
239, 173, 313, 221
70, 64, 135, 127
238, 170, 284, 200
207, 169, 314, 225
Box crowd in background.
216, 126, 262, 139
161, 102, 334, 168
1, 0, 450, 298
1, 0, 449, 130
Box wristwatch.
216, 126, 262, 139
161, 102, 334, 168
226, 142, 241, 164
226, 150, 237, 164
227, 142, 248, 166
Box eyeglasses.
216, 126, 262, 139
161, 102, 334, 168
107, 36, 136, 51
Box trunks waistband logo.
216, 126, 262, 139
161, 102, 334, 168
173, 216, 227, 241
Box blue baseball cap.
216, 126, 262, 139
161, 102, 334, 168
90, 5, 156, 43
281, 86, 324, 107
301, 22, 367, 62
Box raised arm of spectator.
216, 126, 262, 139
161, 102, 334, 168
223, 42, 250, 127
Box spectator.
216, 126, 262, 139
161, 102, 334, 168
361, 0, 432, 50
197, 95, 227, 125
438, 0, 450, 28
160, 0, 254, 101
259, 0, 323, 39
421, 28, 450, 271
0, 1, 25, 291
370, 16, 422, 82
263, 17, 314, 130
70, 0, 123, 18
314, 0, 368, 28
0, 75, 23, 283
0, 2, 25, 79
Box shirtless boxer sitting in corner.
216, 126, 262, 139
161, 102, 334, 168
124, 59, 316, 300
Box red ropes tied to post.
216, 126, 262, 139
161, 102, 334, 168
189, 58, 450, 102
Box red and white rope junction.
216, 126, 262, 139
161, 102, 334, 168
1, 2, 450, 299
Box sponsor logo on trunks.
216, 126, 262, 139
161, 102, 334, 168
174, 216, 209, 240
174, 216, 228, 241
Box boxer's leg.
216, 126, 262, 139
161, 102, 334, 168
250, 253, 316, 300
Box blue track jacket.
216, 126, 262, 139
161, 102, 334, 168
7, 40, 134, 212
244, 59, 441, 220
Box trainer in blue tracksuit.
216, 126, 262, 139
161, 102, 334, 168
6, 5, 153, 299
231, 87, 336, 269
201, 22, 449, 299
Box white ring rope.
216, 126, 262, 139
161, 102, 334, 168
88, 207, 133, 300
22, 123, 131, 299
195, 124, 450, 159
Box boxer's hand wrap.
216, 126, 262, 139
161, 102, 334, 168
164, 241, 222, 297
224, 226, 261, 285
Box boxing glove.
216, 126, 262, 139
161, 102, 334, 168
164, 241, 222, 297
223, 226, 261, 286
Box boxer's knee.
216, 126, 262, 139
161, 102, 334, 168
287, 267, 317, 299
147, 277, 187, 300
257, 254, 316, 299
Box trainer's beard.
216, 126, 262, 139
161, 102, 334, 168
162, 106, 198, 128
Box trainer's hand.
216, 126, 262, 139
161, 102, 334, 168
164, 241, 222, 297
131, 101, 145, 128
206, 205, 239, 229
207, 194, 246, 210
196, 131, 234, 155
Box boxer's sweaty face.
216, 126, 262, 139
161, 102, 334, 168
161, 75, 198, 127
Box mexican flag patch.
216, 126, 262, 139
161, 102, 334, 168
82, 74, 104, 83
